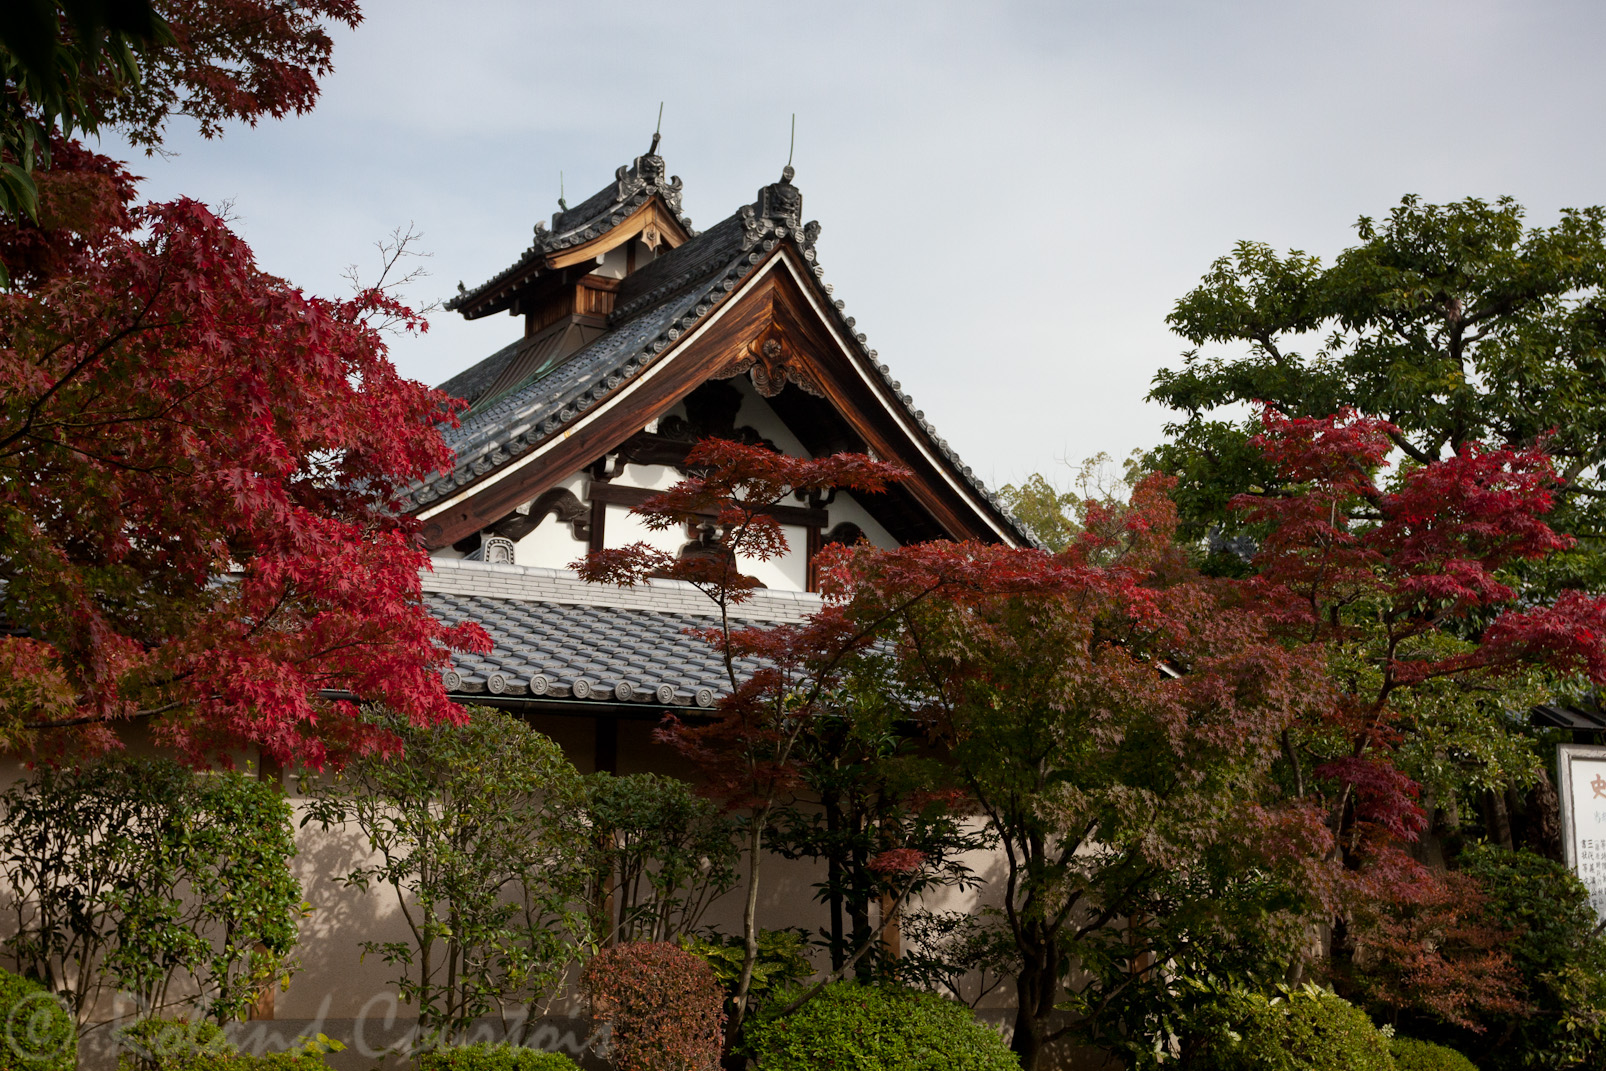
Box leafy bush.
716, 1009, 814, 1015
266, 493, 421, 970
0, 969, 74, 1071
1391, 1037, 1480, 1071
414, 1042, 580, 1071
744, 983, 1016, 1071
678, 929, 811, 1016
114, 1020, 340, 1071
116, 1018, 231, 1071
1186, 985, 1393, 1071
1453, 844, 1606, 1070
584, 773, 738, 944
302, 708, 590, 1046
1, 758, 301, 1025
583, 942, 724, 1071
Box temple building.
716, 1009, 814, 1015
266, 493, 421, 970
410, 138, 1033, 760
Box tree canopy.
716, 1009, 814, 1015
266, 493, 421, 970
0, 143, 485, 764
1149, 195, 1606, 585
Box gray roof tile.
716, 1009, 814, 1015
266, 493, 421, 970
427, 590, 757, 707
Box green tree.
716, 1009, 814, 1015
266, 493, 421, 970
0, 756, 301, 1028
300, 707, 589, 1047
583, 772, 739, 945
1149, 195, 1606, 587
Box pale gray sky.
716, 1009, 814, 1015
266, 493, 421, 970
108, 0, 1606, 493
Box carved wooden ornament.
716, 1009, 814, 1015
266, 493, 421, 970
719, 326, 822, 398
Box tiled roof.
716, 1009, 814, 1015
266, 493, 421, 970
414, 166, 1038, 547
423, 559, 816, 707
445, 147, 696, 317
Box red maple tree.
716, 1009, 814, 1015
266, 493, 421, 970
1234, 406, 1606, 1023
0, 142, 486, 766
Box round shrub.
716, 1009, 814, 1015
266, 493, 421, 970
1390, 1037, 1479, 1071
584, 942, 724, 1071
1188, 986, 1392, 1071
0, 970, 74, 1071
744, 983, 1016, 1071
415, 1043, 580, 1071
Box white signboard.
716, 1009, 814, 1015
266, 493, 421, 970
1558, 744, 1606, 919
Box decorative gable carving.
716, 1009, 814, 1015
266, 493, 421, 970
718, 325, 823, 398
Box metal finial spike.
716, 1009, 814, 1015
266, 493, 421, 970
650, 102, 664, 155
787, 113, 795, 170
558, 171, 567, 212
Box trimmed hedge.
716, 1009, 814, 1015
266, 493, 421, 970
114, 1019, 330, 1071
585, 942, 725, 1071
1390, 1037, 1480, 1071
415, 1044, 581, 1071
1188, 986, 1393, 1071
745, 983, 1016, 1071
0, 970, 74, 1071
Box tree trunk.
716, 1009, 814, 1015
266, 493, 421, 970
1524, 768, 1564, 861
1009, 943, 1058, 1071
825, 797, 844, 970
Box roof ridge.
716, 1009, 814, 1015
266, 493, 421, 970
423, 558, 821, 623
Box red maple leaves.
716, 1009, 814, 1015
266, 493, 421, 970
0, 143, 485, 765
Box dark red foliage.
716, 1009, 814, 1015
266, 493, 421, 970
99, 0, 365, 151
1344, 848, 1525, 1028
0, 144, 486, 765
1234, 405, 1606, 1024
583, 942, 724, 1071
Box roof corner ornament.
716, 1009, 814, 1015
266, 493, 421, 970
742, 168, 806, 254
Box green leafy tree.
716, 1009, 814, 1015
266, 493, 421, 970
300, 707, 590, 1047
0, 757, 301, 1028
583, 772, 739, 945
1149, 195, 1606, 588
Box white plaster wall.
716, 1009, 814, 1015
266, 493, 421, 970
605, 502, 685, 558
504, 474, 589, 571
738, 522, 808, 592
824, 492, 898, 550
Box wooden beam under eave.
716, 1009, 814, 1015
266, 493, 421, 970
546, 201, 690, 270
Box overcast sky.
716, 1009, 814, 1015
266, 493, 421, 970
106, 0, 1606, 494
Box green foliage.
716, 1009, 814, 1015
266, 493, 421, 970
897, 909, 1017, 1008
744, 983, 1017, 1071
584, 772, 738, 944
1069, 866, 1318, 1066
413, 1042, 580, 1071
115, 1017, 231, 1071
1447, 844, 1606, 1069
114, 1018, 342, 1071
0, 968, 74, 1071
1149, 194, 1606, 592
997, 473, 1079, 551
582, 942, 724, 1071
0, 758, 302, 1027
679, 930, 812, 1016
1187, 986, 1394, 1071
301, 707, 590, 1047
998, 453, 1144, 552
1390, 1038, 1480, 1071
